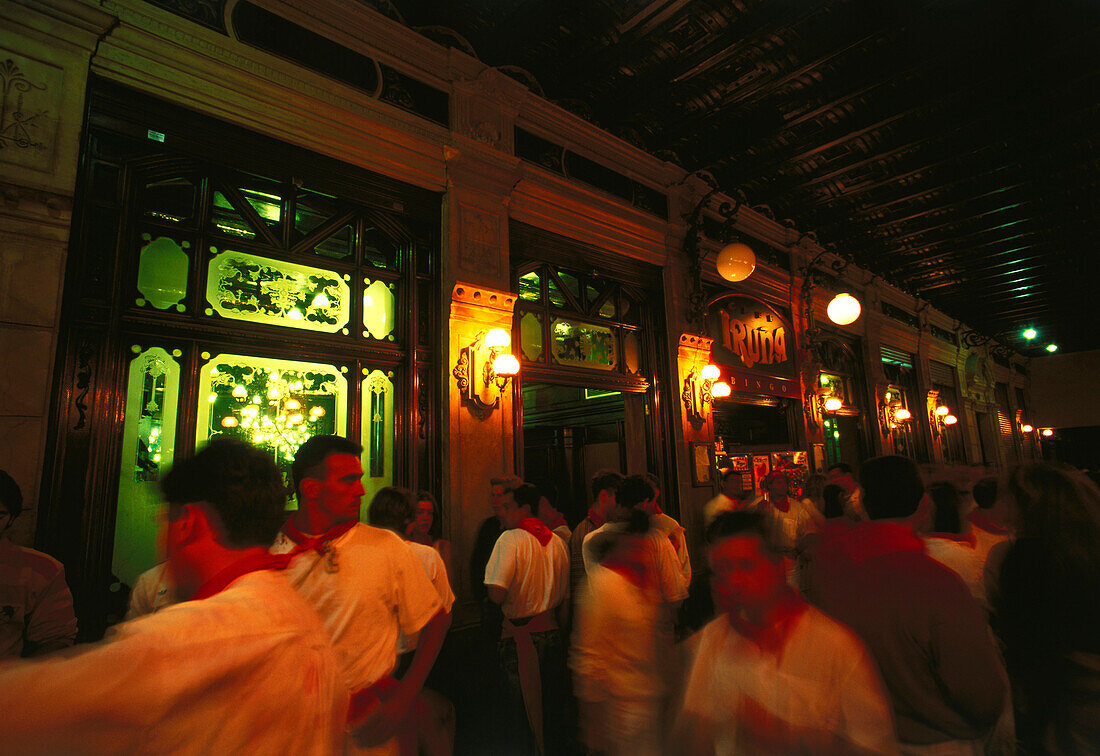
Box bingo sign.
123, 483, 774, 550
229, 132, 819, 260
710, 297, 796, 379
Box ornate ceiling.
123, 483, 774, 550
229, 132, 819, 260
392, 0, 1100, 355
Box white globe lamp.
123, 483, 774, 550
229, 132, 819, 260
827, 293, 861, 325
716, 242, 755, 282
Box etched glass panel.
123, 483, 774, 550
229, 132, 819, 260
197, 353, 346, 486
206, 248, 350, 332
518, 271, 541, 302
142, 177, 196, 225
113, 346, 180, 588
363, 278, 396, 340
241, 186, 282, 232
551, 318, 617, 371
137, 233, 189, 310
314, 223, 354, 260
557, 271, 581, 304
520, 311, 543, 362
360, 369, 395, 515
623, 329, 640, 374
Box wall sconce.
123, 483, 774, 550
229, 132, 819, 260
684, 363, 729, 422
1040, 427, 1054, 437
453, 327, 519, 420
880, 390, 912, 434
1021, 423, 1034, 433
823, 397, 843, 413
929, 404, 958, 437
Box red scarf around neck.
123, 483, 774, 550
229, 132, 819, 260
281, 518, 357, 555
543, 514, 568, 532
192, 552, 291, 601
587, 508, 606, 528
518, 517, 553, 546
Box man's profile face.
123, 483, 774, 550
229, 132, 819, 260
498, 492, 524, 529
765, 476, 788, 499
491, 484, 508, 523
828, 468, 855, 492
709, 534, 785, 615
311, 453, 365, 524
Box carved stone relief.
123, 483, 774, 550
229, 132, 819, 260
0, 54, 62, 174
457, 203, 501, 278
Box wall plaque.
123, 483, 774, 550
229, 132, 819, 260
708, 296, 796, 379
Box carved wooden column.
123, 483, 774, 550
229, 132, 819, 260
676, 332, 716, 545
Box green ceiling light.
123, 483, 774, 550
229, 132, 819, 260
1022, 328, 1037, 340
1045, 343, 1059, 353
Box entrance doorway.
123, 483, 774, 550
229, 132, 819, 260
521, 383, 646, 525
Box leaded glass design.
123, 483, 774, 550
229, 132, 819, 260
211, 191, 256, 239
137, 234, 189, 310
360, 370, 394, 515
518, 270, 541, 302
293, 188, 338, 239
521, 311, 543, 362
552, 318, 617, 370
142, 177, 196, 225
363, 278, 395, 340
206, 248, 350, 332
197, 353, 346, 480
113, 346, 180, 587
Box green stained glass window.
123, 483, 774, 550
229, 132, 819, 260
521, 311, 543, 362
362, 226, 399, 270
206, 249, 350, 332
114, 346, 181, 587
363, 278, 396, 340
294, 188, 338, 239
137, 233, 189, 310
518, 271, 541, 302
547, 275, 567, 309
551, 318, 617, 371
314, 223, 355, 260
360, 370, 394, 517
557, 271, 581, 303
211, 191, 256, 239
241, 186, 282, 230
197, 353, 347, 485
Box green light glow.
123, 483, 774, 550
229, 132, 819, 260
1045, 344, 1058, 352
1023, 328, 1037, 340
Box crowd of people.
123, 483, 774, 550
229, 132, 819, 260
0, 441, 1097, 755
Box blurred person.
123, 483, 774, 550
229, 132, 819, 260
822, 483, 848, 520
273, 435, 449, 755
570, 470, 622, 604
994, 463, 1100, 754
408, 490, 454, 588
571, 509, 663, 756
923, 482, 985, 608
124, 561, 176, 619
676, 511, 897, 755
485, 482, 570, 754
643, 471, 690, 585
704, 468, 753, 526
371, 487, 455, 756
0, 469, 77, 658
810, 455, 1006, 754
800, 472, 828, 514
0, 439, 347, 754
827, 462, 868, 521
967, 477, 1013, 607
758, 471, 822, 590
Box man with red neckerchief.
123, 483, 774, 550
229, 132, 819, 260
0, 437, 347, 755
272, 435, 448, 755
569, 470, 621, 607
486, 482, 570, 755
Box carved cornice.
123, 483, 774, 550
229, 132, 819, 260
449, 282, 516, 325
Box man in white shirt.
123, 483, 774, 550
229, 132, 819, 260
485, 481, 570, 755
677, 510, 897, 755
273, 435, 448, 755
704, 468, 753, 527
0, 437, 348, 755
643, 472, 690, 585
828, 462, 868, 521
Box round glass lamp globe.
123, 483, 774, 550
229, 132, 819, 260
717, 243, 756, 282
710, 381, 731, 398
943, 415, 958, 425
827, 293, 861, 325
823, 397, 843, 412
492, 353, 520, 376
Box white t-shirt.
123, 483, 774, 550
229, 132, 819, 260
0, 538, 77, 658
484, 528, 569, 619
571, 564, 662, 703
400, 539, 456, 653
0, 569, 347, 755
759, 497, 822, 554
125, 562, 176, 619
582, 524, 689, 603
272, 524, 442, 691
924, 536, 986, 607
651, 511, 692, 585
678, 606, 897, 755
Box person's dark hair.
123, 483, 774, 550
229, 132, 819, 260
291, 435, 362, 498
822, 484, 847, 519
929, 481, 963, 534
617, 474, 655, 510
720, 468, 742, 486
828, 462, 854, 476
860, 455, 924, 520
369, 486, 415, 533
591, 469, 623, 500
513, 482, 540, 513
594, 508, 651, 563
1005, 463, 1100, 546
0, 469, 23, 519
972, 477, 998, 510
414, 489, 442, 539
706, 509, 768, 546
161, 437, 287, 548
643, 472, 660, 493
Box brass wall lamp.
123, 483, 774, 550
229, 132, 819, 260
453, 328, 519, 419
684, 363, 731, 423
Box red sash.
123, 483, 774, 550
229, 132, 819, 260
192, 552, 291, 601
518, 517, 553, 546
281, 519, 357, 555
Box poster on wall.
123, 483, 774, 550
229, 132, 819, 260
752, 455, 771, 496
770, 451, 809, 496
727, 454, 753, 493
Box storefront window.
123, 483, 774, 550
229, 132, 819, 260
551, 318, 617, 371
113, 346, 181, 587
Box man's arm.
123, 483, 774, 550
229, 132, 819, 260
487, 585, 507, 604
25, 564, 78, 656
